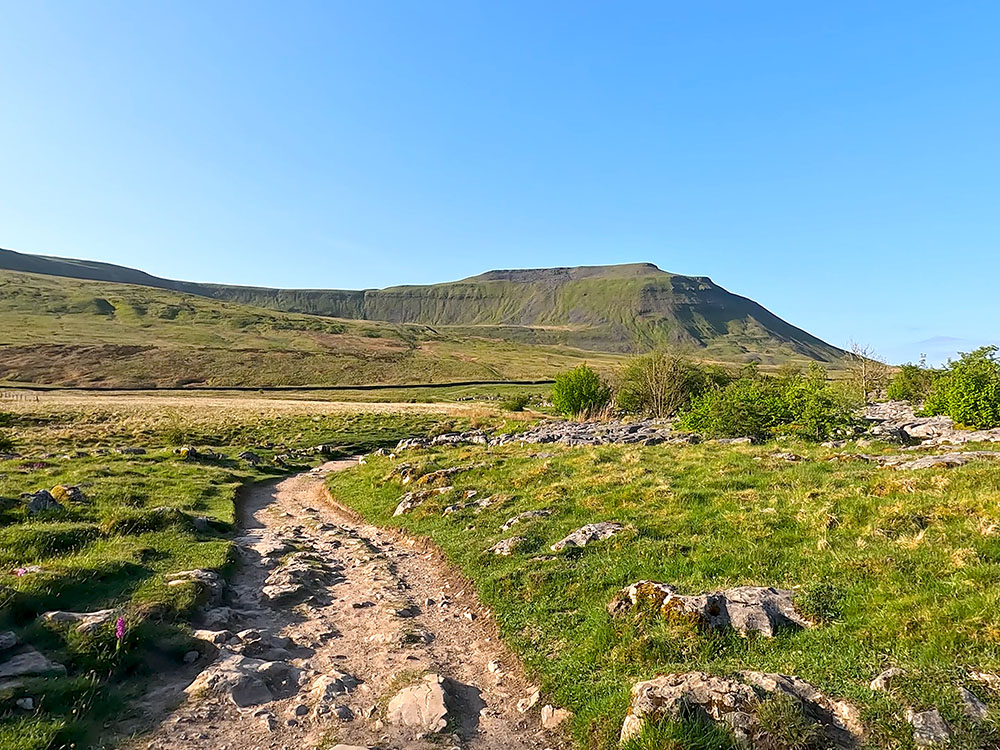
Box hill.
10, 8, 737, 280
0, 270, 622, 388
0, 248, 843, 367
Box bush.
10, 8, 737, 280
500, 394, 531, 412
0, 431, 14, 453
616, 352, 728, 418
551, 365, 611, 418
887, 361, 937, 403
923, 346, 1000, 428
677, 365, 856, 441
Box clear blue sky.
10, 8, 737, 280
2, 2, 997, 364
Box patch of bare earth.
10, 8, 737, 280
123, 461, 564, 750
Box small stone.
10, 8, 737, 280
517, 686, 540, 713
386, 673, 449, 732
293, 703, 309, 716
958, 686, 988, 722
550, 522, 623, 552
0, 632, 18, 652
333, 704, 354, 721
907, 708, 951, 746
870, 667, 905, 692
183, 650, 200, 664
540, 704, 571, 729
15, 697, 34, 710
463, 612, 476, 622
486, 660, 502, 674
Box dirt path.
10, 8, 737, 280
131, 461, 565, 750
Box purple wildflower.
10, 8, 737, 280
115, 617, 126, 641
14, 568, 27, 577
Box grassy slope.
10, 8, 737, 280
1, 248, 844, 365
0, 400, 469, 749
0, 270, 624, 387
326, 441, 1000, 749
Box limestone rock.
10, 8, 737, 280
502, 510, 552, 530
907, 708, 951, 747
540, 704, 572, 729
517, 685, 540, 713
238, 450, 262, 465
551, 522, 623, 551
186, 650, 299, 708
166, 569, 225, 607
260, 552, 344, 606
870, 667, 905, 692
41, 609, 117, 634
619, 671, 863, 748
49, 484, 85, 503
0, 648, 67, 679
23, 490, 62, 515
608, 581, 811, 637
393, 486, 452, 516
0, 632, 17, 652
488, 537, 525, 556
958, 686, 988, 722
386, 673, 449, 732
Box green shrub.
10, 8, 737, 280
551, 365, 611, 418
887, 362, 937, 403
921, 347, 1000, 428
677, 365, 855, 441
0, 431, 14, 453
500, 394, 531, 412
616, 352, 728, 417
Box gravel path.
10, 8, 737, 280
128, 460, 564, 750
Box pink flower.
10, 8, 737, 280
13, 568, 27, 577
115, 617, 126, 641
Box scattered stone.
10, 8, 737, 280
958, 686, 988, 722
488, 537, 525, 556
714, 437, 753, 445
183, 650, 200, 664
607, 582, 811, 637
517, 685, 540, 713
856, 451, 1000, 471
907, 708, 951, 746
115, 446, 146, 455
769, 451, 803, 462
393, 486, 453, 516
0, 632, 17, 652
0, 648, 67, 679
870, 667, 905, 692
166, 569, 225, 607
15, 697, 34, 710
971, 671, 1000, 690
396, 420, 696, 451
49, 484, 85, 503
261, 552, 343, 606
619, 671, 863, 748
550, 522, 623, 551
866, 401, 1000, 446
502, 510, 552, 530
386, 673, 449, 732
40, 609, 117, 634
23, 490, 62, 515
185, 651, 299, 708
540, 704, 572, 729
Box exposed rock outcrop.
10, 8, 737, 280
608, 581, 811, 637
386, 673, 450, 732
550, 522, 623, 551
620, 671, 863, 748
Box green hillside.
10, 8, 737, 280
0, 248, 844, 364
0, 270, 622, 388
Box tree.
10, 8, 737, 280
845, 341, 890, 403
615, 351, 722, 418
551, 364, 611, 418
923, 346, 1000, 428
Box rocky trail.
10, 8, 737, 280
128, 460, 566, 750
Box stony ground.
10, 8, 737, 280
125, 460, 565, 750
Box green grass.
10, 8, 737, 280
326, 440, 1000, 749
0, 401, 467, 749
0, 269, 627, 388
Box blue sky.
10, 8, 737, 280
1, 2, 997, 364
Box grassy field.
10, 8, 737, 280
326, 439, 1000, 749
0, 269, 625, 388
0, 396, 483, 749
